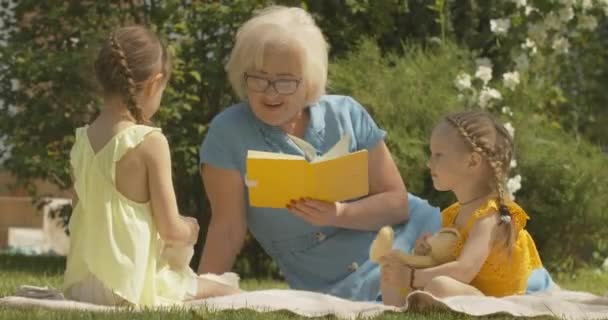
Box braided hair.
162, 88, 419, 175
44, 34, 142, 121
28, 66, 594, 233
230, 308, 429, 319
95, 26, 171, 124
445, 110, 516, 249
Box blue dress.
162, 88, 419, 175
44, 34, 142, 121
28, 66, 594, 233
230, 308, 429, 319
200, 95, 552, 301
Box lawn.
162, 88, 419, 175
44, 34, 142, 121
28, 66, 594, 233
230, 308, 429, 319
1, 254, 607, 319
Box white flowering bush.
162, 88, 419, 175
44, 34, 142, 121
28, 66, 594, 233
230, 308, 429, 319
332, 38, 608, 270
452, 0, 608, 199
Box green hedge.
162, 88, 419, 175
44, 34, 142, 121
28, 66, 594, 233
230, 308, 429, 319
1, 1, 606, 276
330, 40, 608, 271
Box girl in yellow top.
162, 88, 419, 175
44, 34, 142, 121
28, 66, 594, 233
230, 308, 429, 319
380, 110, 550, 306
64, 26, 240, 306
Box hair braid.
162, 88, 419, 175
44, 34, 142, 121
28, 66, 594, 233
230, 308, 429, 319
109, 33, 146, 124
445, 111, 515, 249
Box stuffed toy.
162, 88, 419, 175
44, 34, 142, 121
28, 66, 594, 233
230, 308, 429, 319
370, 226, 461, 269
161, 244, 194, 272
161, 244, 242, 290
369, 226, 460, 296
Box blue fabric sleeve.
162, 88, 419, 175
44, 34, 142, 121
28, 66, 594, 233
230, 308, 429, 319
346, 96, 387, 151
199, 120, 240, 171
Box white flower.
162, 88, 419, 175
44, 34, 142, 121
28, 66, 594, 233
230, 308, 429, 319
476, 57, 493, 68
507, 174, 522, 199
502, 106, 514, 116
552, 36, 570, 54
528, 23, 548, 44
475, 58, 493, 85
504, 122, 515, 138
454, 72, 472, 91
558, 6, 575, 22
10, 79, 20, 91
510, 159, 518, 168
69, 37, 79, 45
581, 0, 593, 11
578, 15, 598, 30
478, 87, 502, 108
544, 12, 562, 31
514, 53, 530, 71
511, 0, 527, 7
521, 38, 538, 55
503, 71, 520, 91
475, 66, 493, 85
525, 6, 537, 16
490, 19, 511, 35
600, 0, 608, 15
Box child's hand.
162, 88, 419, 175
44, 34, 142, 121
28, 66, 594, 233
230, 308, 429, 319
287, 198, 345, 227
413, 232, 432, 255
183, 216, 200, 245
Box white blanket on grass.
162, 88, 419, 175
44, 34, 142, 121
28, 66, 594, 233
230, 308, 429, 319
1, 287, 608, 320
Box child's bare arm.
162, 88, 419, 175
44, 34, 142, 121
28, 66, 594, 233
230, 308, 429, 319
408, 213, 498, 288
142, 132, 198, 245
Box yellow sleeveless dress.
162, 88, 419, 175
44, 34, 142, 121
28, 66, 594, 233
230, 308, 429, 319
63, 125, 196, 306
441, 199, 543, 297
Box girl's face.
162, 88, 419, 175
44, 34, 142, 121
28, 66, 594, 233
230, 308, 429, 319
427, 122, 476, 192
245, 44, 308, 128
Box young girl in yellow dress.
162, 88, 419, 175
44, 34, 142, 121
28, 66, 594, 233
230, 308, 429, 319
63, 26, 240, 306
380, 110, 552, 306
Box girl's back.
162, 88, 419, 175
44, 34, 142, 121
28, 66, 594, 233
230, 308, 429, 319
63, 25, 200, 306
66, 121, 188, 306
87, 119, 149, 203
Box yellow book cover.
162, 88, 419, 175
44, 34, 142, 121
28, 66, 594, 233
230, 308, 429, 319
246, 134, 369, 208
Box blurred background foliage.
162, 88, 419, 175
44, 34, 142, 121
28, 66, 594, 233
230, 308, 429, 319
0, 0, 606, 277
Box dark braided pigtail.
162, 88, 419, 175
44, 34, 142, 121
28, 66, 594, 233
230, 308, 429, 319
108, 33, 146, 124
95, 26, 171, 125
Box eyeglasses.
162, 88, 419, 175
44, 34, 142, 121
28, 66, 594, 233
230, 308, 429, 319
244, 73, 301, 95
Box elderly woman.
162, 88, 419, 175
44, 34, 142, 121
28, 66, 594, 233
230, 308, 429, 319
197, 6, 441, 301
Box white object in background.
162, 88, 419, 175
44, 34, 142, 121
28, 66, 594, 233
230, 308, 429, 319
40, 198, 71, 256
7, 228, 44, 254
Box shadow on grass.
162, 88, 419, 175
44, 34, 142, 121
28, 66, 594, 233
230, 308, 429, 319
0, 254, 65, 276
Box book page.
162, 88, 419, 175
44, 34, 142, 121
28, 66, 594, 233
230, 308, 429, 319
247, 150, 304, 160
287, 133, 352, 163
314, 133, 351, 163
288, 134, 318, 161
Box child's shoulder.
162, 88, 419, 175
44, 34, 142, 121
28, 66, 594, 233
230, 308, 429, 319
474, 199, 530, 229
132, 126, 166, 152
112, 125, 164, 163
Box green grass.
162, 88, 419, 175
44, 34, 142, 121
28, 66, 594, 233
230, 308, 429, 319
1, 255, 607, 319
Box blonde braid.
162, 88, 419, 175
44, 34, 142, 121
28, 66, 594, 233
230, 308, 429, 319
446, 111, 515, 248
109, 34, 146, 124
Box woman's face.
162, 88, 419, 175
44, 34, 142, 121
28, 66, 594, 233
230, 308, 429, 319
245, 44, 308, 127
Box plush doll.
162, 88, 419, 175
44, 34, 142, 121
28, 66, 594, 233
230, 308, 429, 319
370, 226, 460, 296
370, 226, 461, 269
161, 244, 241, 290
161, 244, 194, 272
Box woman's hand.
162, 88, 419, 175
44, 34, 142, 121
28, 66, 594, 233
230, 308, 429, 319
287, 198, 346, 227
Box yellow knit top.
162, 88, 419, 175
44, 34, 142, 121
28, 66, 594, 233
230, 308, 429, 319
441, 199, 543, 297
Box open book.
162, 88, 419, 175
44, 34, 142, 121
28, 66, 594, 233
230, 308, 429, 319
245, 134, 369, 208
